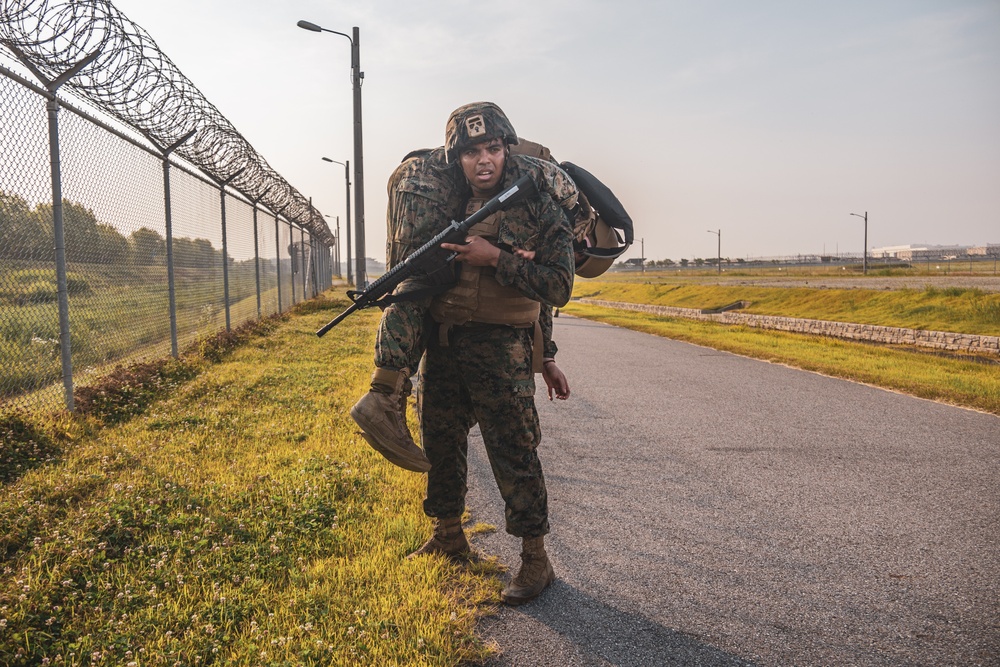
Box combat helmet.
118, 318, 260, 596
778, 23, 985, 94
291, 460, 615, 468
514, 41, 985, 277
445, 102, 519, 163
560, 162, 634, 278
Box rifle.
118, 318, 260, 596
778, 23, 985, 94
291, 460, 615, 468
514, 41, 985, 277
317, 174, 537, 337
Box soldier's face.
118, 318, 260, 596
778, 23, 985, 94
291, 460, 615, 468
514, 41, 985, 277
459, 138, 506, 196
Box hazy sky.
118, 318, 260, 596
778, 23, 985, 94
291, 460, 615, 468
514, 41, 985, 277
108, 0, 999, 263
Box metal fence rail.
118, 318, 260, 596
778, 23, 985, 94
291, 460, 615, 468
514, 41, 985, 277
1, 0, 338, 413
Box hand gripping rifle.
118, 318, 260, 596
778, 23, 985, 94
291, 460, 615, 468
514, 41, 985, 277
316, 174, 537, 337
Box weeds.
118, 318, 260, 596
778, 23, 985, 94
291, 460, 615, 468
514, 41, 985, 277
970, 295, 1000, 325
0, 297, 501, 665
74, 358, 198, 425
0, 411, 62, 484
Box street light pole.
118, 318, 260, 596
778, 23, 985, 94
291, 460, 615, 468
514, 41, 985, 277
849, 211, 868, 275
349, 27, 366, 289
335, 216, 341, 278
325, 214, 341, 277
322, 157, 352, 284
707, 229, 721, 274
299, 19, 366, 288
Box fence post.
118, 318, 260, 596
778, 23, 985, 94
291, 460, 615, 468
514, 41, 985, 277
300, 227, 307, 302
45, 96, 75, 411
218, 170, 243, 332
8, 46, 103, 411
274, 208, 285, 314
289, 221, 297, 306
252, 203, 261, 319
160, 130, 196, 358
250, 189, 271, 320
312, 235, 320, 297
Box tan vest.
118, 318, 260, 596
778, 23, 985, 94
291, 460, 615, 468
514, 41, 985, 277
430, 198, 541, 328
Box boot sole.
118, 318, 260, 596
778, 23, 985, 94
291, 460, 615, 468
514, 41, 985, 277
356, 431, 431, 473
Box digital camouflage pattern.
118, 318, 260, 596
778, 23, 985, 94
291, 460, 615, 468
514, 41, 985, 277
373, 116, 575, 536
444, 101, 519, 163
417, 324, 548, 536
384, 148, 579, 266
385, 148, 465, 270
415, 152, 574, 536
375, 146, 575, 372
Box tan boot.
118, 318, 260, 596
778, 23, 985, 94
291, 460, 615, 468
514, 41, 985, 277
350, 368, 430, 473
407, 517, 472, 560
501, 536, 555, 606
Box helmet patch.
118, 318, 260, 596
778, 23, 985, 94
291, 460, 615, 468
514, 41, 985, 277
465, 114, 486, 138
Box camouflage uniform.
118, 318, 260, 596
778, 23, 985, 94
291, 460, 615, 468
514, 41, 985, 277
374, 147, 575, 376
417, 169, 575, 537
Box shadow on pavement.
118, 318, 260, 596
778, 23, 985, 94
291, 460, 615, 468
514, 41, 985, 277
477, 579, 755, 667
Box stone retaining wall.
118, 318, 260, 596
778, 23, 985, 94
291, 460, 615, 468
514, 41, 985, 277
577, 299, 1000, 357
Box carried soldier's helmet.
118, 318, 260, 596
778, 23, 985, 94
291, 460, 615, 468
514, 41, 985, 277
445, 102, 519, 163
575, 217, 624, 278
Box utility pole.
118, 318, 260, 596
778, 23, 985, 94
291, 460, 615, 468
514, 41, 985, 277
849, 211, 868, 275
707, 229, 721, 274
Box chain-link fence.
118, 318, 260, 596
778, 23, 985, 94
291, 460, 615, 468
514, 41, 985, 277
1, 0, 339, 414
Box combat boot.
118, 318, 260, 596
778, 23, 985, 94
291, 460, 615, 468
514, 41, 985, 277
501, 536, 555, 606
350, 368, 430, 473
407, 517, 472, 560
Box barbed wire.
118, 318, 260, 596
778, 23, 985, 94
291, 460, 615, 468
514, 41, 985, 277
0, 0, 331, 242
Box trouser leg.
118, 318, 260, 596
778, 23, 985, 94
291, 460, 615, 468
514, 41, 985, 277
351, 291, 435, 472
374, 292, 433, 373
464, 327, 548, 538
419, 341, 476, 519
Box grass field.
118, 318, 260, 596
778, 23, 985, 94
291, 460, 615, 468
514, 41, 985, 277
3, 271, 998, 665
564, 274, 1000, 415
1, 261, 281, 410
572, 278, 1000, 335
0, 296, 501, 666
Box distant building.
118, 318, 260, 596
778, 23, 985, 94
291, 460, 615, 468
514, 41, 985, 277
871, 244, 992, 260
613, 258, 646, 271
969, 244, 1000, 257
365, 257, 386, 278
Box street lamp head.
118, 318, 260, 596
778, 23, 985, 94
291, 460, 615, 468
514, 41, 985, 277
297, 20, 322, 32
322, 157, 333, 163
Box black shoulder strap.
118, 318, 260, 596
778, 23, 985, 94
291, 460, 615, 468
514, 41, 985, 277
560, 162, 634, 245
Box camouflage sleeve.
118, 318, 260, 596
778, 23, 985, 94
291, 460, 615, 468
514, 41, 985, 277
494, 191, 575, 308
386, 149, 463, 269
539, 304, 558, 359
508, 154, 579, 211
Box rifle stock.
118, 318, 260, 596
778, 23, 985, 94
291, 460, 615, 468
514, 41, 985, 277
316, 174, 537, 337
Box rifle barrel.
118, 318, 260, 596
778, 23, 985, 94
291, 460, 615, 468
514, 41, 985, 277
314, 174, 535, 337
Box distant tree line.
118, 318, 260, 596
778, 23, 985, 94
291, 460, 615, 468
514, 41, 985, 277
0, 191, 225, 267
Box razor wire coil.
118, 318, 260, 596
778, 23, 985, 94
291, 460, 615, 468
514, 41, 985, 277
0, 0, 331, 242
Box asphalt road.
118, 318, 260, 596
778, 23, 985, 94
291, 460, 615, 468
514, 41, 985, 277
463, 315, 1000, 666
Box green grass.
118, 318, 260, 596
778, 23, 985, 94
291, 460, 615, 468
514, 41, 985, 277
630, 257, 1000, 278
562, 301, 1000, 415
1, 261, 279, 406
5, 272, 997, 665
0, 294, 502, 666
573, 279, 1000, 335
